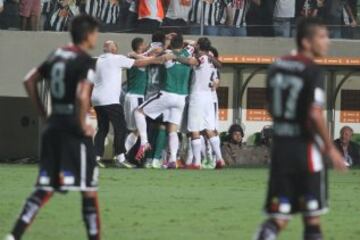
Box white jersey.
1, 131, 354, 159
91, 53, 135, 106
190, 55, 215, 94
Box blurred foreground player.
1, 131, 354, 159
5, 15, 101, 240
254, 18, 347, 240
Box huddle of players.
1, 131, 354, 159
123, 32, 225, 169
5, 14, 349, 240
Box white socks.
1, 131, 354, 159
116, 153, 126, 163
200, 135, 206, 158
191, 139, 202, 166
125, 132, 138, 152
209, 136, 223, 161
134, 111, 148, 145
168, 132, 179, 163
186, 137, 193, 165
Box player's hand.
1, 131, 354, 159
82, 124, 95, 137
163, 53, 176, 62
328, 146, 348, 172
350, 20, 357, 28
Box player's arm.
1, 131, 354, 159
309, 103, 347, 171
23, 68, 47, 120
133, 54, 174, 67
76, 80, 94, 137
208, 55, 222, 69
175, 56, 199, 66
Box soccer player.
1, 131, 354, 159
176, 37, 224, 169
254, 18, 347, 240
91, 39, 166, 169
134, 33, 193, 169
124, 38, 148, 153
5, 15, 101, 240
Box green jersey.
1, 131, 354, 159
162, 48, 193, 95
126, 66, 147, 95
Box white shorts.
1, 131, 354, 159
140, 91, 186, 125
187, 92, 216, 132
124, 93, 144, 130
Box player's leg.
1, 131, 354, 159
135, 92, 167, 160
185, 134, 193, 167
303, 216, 323, 240
7, 189, 53, 240
93, 106, 109, 167
167, 123, 179, 168
124, 95, 142, 153
152, 124, 167, 168
254, 218, 289, 240
206, 130, 225, 168
81, 191, 101, 240
191, 131, 202, 168
106, 104, 133, 168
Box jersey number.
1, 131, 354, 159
50, 62, 66, 99
270, 73, 303, 120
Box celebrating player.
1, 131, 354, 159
176, 37, 224, 169
5, 15, 101, 240
254, 18, 347, 240
134, 33, 193, 169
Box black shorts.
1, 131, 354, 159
264, 138, 328, 219
36, 127, 98, 192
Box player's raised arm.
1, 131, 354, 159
23, 68, 47, 120
175, 56, 199, 66
76, 80, 95, 137
133, 54, 174, 67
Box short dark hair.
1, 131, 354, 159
209, 46, 219, 58
131, 37, 144, 51
170, 33, 183, 49
152, 31, 166, 44
70, 15, 99, 45
296, 17, 326, 50
229, 124, 244, 137
197, 37, 211, 51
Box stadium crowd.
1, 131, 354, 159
89, 30, 360, 170
0, 0, 359, 38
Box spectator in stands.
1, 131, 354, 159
296, 0, 319, 18
323, 0, 357, 38
49, 0, 79, 31
334, 126, 360, 167
189, 0, 222, 36
40, 0, 55, 30
246, 0, 274, 37
273, 0, 295, 37
341, 0, 357, 38
221, 124, 244, 166
137, 0, 165, 33
162, 0, 191, 34
220, 0, 249, 36
19, 0, 41, 30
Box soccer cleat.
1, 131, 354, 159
215, 160, 225, 169
185, 164, 201, 170
96, 156, 106, 168
135, 143, 151, 161
116, 160, 136, 169
4, 234, 15, 240
152, 159, 162, 169
144, 159, 153, 169
162, 161, 177, 169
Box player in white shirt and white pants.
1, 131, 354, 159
176, 37, 225, 169
91, 40, 169, 168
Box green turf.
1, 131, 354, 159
0, 165, 359, 240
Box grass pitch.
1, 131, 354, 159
0, 165, 359, 240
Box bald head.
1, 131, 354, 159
103, 40, 118, 54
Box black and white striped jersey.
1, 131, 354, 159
224, 0, 249, 27
85, 0, 120, 24
189, 0, 222, 26
49, 4, 79, 32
